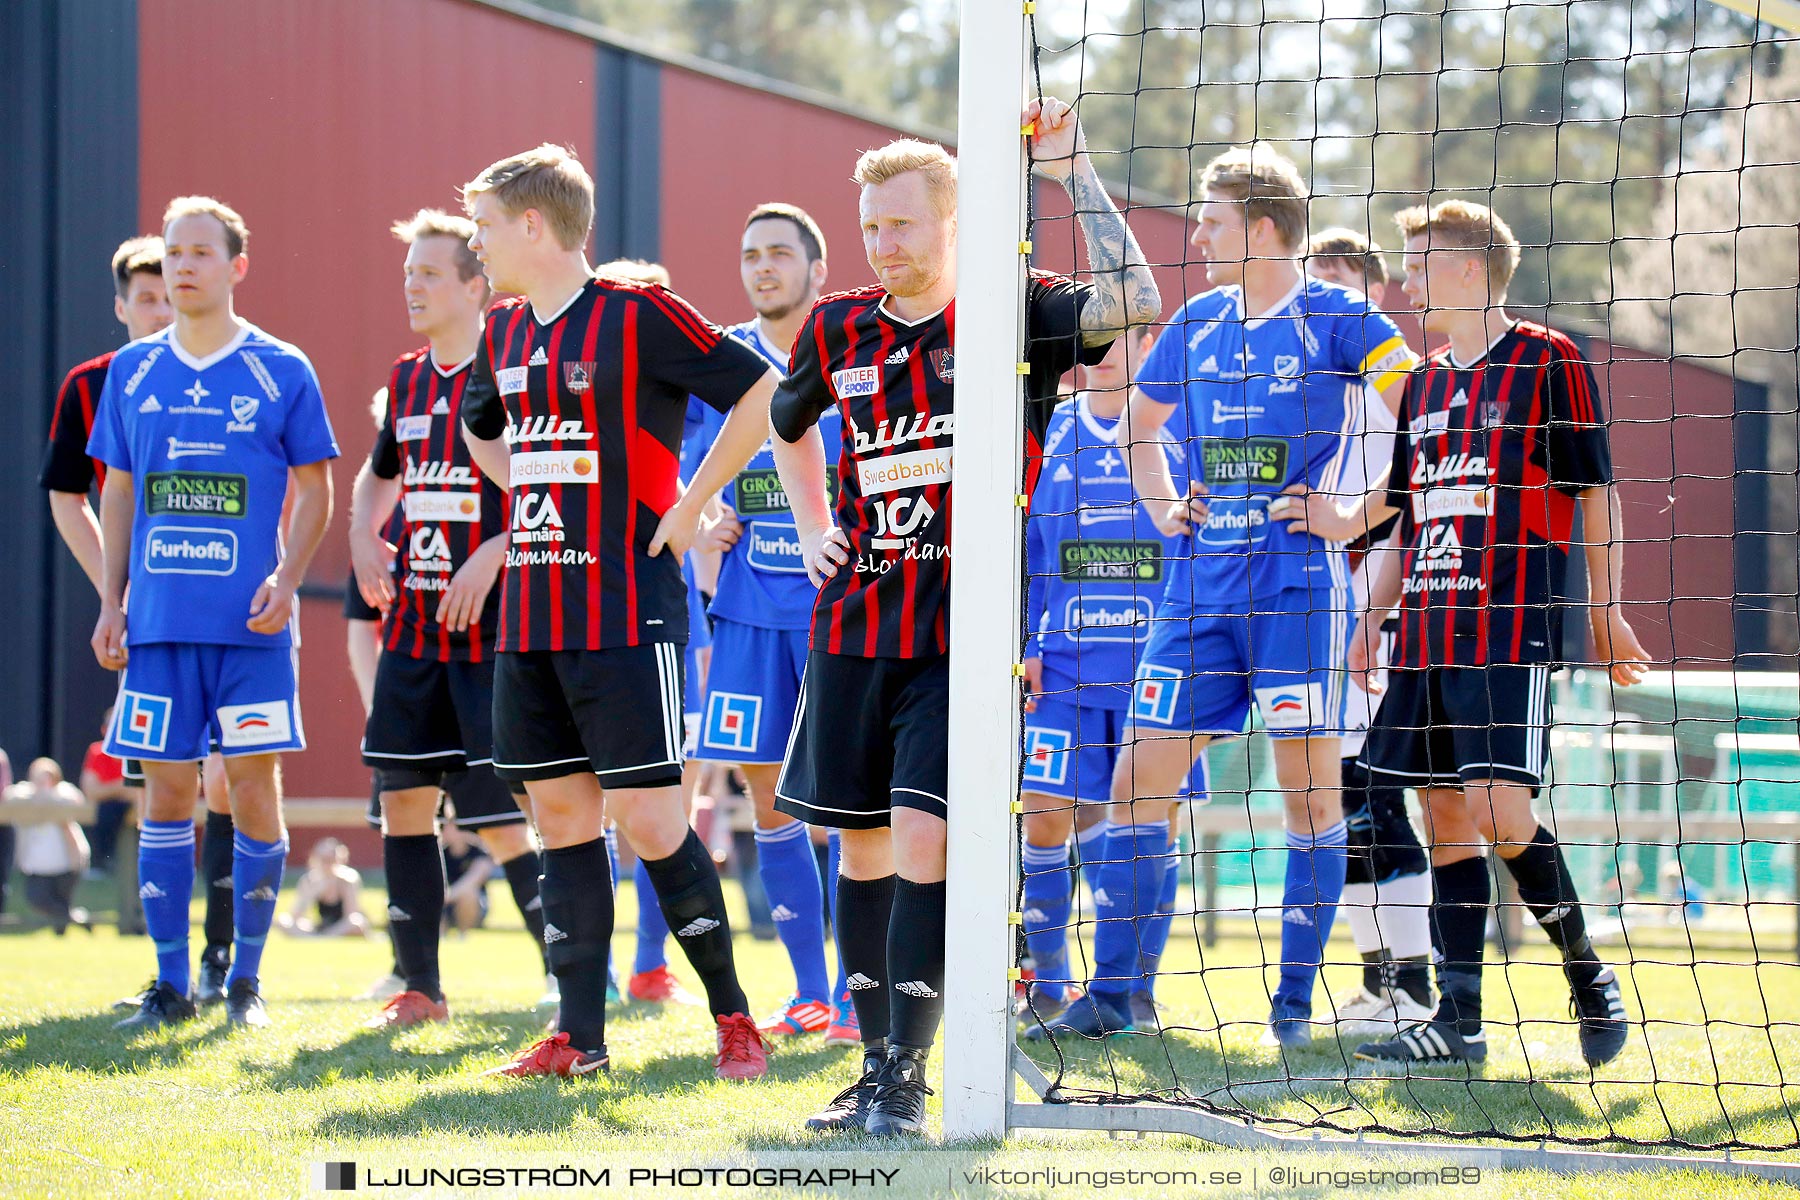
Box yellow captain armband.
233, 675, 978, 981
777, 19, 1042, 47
1361, 336, 1418, 393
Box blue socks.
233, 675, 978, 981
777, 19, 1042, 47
1273, 820, 1348, 1015
1075, 819, 1110, 909
227, 831, 288, 987
1091, 823, 1169, 999
1136, 848, 1181, 998
755, 820, 830, 1002
139, 819, 197, 995
633, 856, 670, 974
1021, 840, 1074, 988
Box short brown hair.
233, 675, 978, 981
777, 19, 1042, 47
853, 140, 957, 216
1198, 144, 1310, 251
744, 202, 827, 264
595, 258, 671, 287
163, 196, 249, 258
111, 236, 164, 299
462, 144, 594, 252
1393, 199, 1521, 293
1307, 227, 1390, 290
391, 208, 485, 284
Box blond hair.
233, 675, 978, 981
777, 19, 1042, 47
1198, 144, 1309, 251
163, 196, 249, 258
1307, 227, 1390, 290
462, 143, 594, 252
1394, 199, 1521, 294
853, 140, 957, 216
595, 258, 671, 287
391, 208, 485, 284
111, 236, 164, 299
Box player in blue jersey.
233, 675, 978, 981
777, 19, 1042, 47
687, 204, 852, 1043
1015, 328, 1209, 1040
92, 196, 339, 1031
1116, 147, 1415, 1048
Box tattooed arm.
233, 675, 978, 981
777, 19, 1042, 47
1025, 96, 1162, 345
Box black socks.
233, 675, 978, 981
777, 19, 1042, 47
1430, 855, 1491, 1029
384, 834, 446, 1002
201, 810, 235, 956
542, 838, 615, 1054
835, 873, 896, 1047
1501, 826, 1602, 986
500, 849, 549, 973
887, 878, 947, 1050
642, 828, 749, 1018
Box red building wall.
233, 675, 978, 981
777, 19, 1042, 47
138, 0, 596, 798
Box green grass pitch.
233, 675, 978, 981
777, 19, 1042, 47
2, 877, 1797, 1198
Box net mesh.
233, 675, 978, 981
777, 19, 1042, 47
1013, 0, 1800, 1155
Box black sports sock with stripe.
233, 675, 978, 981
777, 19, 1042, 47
201, 809, 235, 957
1430, 855, 1490, 1031
500, 849, 549, 974
541, 838, 614, 1054
384, 834, 446, 1002
886, 878, 947, 1050
643, 829, 749, 1018
836, 873, 896, 1047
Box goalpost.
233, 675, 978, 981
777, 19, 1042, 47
945, 0, 1800, 1180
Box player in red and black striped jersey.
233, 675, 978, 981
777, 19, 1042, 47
1349, 201, 1649, 1070
347, 210, 556, 1032
456, 145, 779, 1083
770, 100, 1162, 1137
40, 237, 172, 592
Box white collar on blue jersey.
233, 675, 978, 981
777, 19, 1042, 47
746, 322, 786, 364
1074, 391, 1121, 444
167, 321, 251, 372
1242, 275, 1307, 330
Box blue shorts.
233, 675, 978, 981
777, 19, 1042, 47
107, 642, 304, 761
1130, 597, 1349, 738
682, 573, 711, 755
695, 619, 808, 766
1024, 695, 1211, 804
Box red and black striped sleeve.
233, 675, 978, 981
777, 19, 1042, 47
368, 364, 404, 480
460, 317, 508, 443
1543, 332, 1612, 494
1385, 371, 1420, 515
38, 355, 111, 494
637, 285, 771, 414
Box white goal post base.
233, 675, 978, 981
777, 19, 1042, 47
1013, 1051, 1800, 1183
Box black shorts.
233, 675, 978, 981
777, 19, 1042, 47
363, 654, 496, 775
774, 650, 948, 831
343, 571, 381, 622
492, 645, 684, 789
1361, 663, 1554, 789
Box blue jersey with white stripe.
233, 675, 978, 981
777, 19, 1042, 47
684, 321, 842, 631
1026, 395, 1185, 711
1135, 277, 1411, 609
87, 323, 340, 648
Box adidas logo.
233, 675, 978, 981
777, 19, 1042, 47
528, 346, 548, 366
211, 876, 233, 889
543, 923, 569, 944
1540, 903, 1573, 925
138, 395, 162, 413
242, 886, 277, 902
846, 973, 880, 991
431, 397, 449, 415
138, 882, 167, 900
895, 980, 939, 998
675, 917, 720, 938
387, 906, 411, 922
1052, 464, 1072, 483
1282, 907, 1313, 926
525, 896, 542, 912
769, 905, 798, 922
1022, 907, 1048, 924
885, 345, 911, 365
1092, 888, 1113, 907
1450, 387, 1469, 407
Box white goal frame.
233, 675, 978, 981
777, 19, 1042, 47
941, 1, 1800, 1183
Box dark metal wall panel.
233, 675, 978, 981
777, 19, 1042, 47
0, 0, 138, 771
594, 45, 661, 263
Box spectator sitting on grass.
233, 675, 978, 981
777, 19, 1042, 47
1, 758, 94, 934
276, 838, 368, 937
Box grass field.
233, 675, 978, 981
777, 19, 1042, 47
3, 876, 1799, 1199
